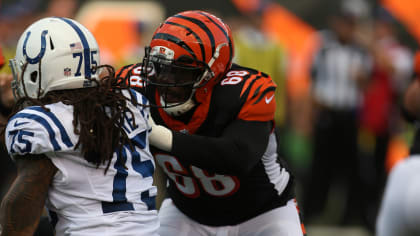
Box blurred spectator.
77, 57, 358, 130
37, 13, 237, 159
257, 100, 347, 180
229, 1, 289, 158
0, 3, 25, 201
0, 46, 15, 202
356, 6, 413, 230
0, 0, 79, 47
43, 0, 78, 18
304, 0, 372, 226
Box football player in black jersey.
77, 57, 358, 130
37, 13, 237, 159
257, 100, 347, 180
117, 10, 306, 236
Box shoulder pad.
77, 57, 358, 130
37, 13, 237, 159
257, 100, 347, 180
5, 106, 75, 156
236, 68, 276, 122
116, 64, 147, 90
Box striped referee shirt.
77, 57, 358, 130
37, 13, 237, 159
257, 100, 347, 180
311, 30, 372, 110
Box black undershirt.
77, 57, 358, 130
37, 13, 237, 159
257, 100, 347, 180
171, 119, 272, 175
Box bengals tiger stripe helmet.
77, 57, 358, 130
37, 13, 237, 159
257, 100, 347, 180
141, 10, 234, 116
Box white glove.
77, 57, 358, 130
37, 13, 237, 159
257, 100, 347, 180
148, 115, 173, 152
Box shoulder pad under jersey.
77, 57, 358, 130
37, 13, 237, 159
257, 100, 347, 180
5, 105, 76, 157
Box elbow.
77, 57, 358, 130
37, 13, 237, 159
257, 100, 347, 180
215, 133, 269, 175
223, 145, 260, 175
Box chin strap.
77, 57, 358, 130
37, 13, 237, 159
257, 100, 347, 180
148, 114, 173, 152
162, 95, 196, 116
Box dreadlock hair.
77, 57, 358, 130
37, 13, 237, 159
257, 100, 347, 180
6, 65, 139, 173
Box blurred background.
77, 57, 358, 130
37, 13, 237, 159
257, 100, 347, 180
1, 0, 420, 235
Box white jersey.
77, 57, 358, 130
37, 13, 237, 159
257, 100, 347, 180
376, 156, 420, 236
5, 89, 159, 236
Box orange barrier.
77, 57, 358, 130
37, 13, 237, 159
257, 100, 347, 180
76, 1, 165, 66
89, 18, 141, 65
385, 135, 409, 173
231, 0, 261, 14
382, 0, 420, 44
261, 3, 319, 99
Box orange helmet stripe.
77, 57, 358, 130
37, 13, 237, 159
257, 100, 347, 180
164, 21, 206, 61
198, 11, 233, 64
152, 33, 197, 60
173, 13, 216, 56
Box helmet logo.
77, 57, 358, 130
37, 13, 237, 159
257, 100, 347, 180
22, 30, 48, 64
64, 68, 71, 76
151, 46, 174, 60
83, 80, 93, 87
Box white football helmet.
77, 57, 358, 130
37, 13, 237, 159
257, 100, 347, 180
10, 17, 100, 100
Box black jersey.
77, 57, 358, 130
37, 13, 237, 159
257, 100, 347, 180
118, 63, 295, 226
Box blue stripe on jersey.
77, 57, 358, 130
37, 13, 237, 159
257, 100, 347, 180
112, 147, 129, 201
131, 130, 147, 149
130, 132, 154, 178
8, 130, 18, 153
129, 88, 138, 103
27, 107, 73, 148
141, 94, 148, 107
128, 89, 148, 118
131, 152, 153, 178
140, 93, 148, 118
101, 201, 134, 214
9, 130, 34, 154
10, 113, 62, 151
58, 17, 92, 78
122, 112, 139, 134
141, 191, 156, 211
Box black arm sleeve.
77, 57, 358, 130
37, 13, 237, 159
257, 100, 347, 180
171, 120, 272, 175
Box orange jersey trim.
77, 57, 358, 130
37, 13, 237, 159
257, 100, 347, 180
238, 73, 277, 121
116, 64, 134, 78
156, 88, 213, 134
115, 64, 136, 85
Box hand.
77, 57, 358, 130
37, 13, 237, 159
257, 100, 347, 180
0, 73, 14, 107
148, 115, 173, 152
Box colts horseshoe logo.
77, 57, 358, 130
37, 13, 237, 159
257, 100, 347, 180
22, 30, 48, 64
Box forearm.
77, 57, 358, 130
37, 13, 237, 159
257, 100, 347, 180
1, 177, 45, 235
172, 133, 241, 173
0, 156, 56, 236
171, 120, 271, 175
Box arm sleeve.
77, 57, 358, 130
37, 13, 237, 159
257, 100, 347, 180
171, 119, 272, 175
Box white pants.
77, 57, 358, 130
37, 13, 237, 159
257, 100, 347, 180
158, 198, 305, 236
376, 156, 420, 236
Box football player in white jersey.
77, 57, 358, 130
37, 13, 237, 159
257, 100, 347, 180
0, 17, 159, 236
